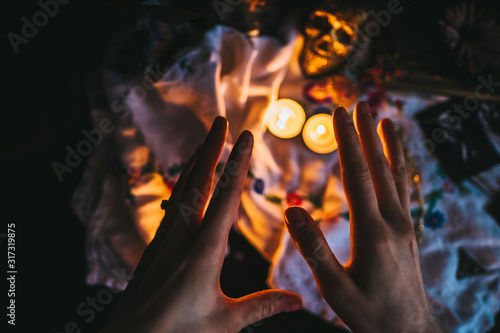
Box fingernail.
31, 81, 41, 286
358, 101, 373, 117
211, 116, 227, 131
383, 118, 394, 132
284, 207, 307, 229
236, 130, 254, 156
240, 130, 254, 149
334, 106, 351, 124
282, 299, 302, 312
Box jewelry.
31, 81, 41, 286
161, 199, 178, 210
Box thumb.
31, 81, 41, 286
284, 206, 345, 284
233, 290, 302, 329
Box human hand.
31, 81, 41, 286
284, 102, 446, 333
100, 117, 302, 333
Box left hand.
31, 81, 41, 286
100, 116, 302, 333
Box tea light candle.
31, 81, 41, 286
265, 99, 306, 139
302, 113, 337, 154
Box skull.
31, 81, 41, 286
300, 1, 368, 77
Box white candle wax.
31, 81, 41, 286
265, 99, 306, 139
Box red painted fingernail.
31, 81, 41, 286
334, 106, 351, 124
285, 207, 307, 229
282, 299, 302, 312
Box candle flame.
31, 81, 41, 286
275, 108, 293, 129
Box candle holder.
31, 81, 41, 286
265, 98, 306, 139
302, 113, 337, 154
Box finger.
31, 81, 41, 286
169, 144, 203, 204
195, 130, 253, 268
132, 146, 203, 282
155, 144, 203, 241
377, 118, 410, 216
284, 207, 349, 295
177, 116, 228, 228
353, 102, 400, 215
231, 290, 302, 330
333, 106, 380, 222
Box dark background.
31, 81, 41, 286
2, 1, 499, 332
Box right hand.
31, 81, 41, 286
284, 102, 447, 333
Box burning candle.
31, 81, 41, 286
265, 99, 306, 139
302, 113, 337, 154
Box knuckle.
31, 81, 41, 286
260, 299, 275, 318
392, 160, 407, 181
378, 203, 403, 219
374, 153, 395, 179
357, 218, 391, 243
396, 218, 417, 238
297, 233, 323, 258
374, 152, 390, 168
377, 209, 414, 236
313, 242, 330, 262
343, 157, 370, 179
373, 228, 392, 244
214, 181, 241, 201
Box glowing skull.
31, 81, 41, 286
300, 1, 368, 77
